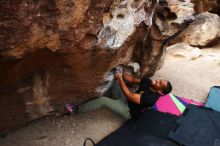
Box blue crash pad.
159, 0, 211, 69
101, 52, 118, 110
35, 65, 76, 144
205, 86, 220, 112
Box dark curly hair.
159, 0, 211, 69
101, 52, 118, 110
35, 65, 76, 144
162, 81, 172, 94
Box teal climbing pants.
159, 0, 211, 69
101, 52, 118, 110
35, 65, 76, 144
79, 80, 131, 119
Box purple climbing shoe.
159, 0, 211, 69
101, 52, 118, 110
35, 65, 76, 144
65, 104, 79, 113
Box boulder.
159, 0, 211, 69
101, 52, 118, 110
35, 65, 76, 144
136, 0, 195, 75
155, 0, 195, 36
169, 12, 220, 47
191, 0, 220, 15
165, 43, 201, 61
0, 0, 195, 133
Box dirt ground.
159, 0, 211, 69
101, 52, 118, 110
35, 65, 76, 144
0, 109, 125, 146
0, 46, 220, 146
152, 47, 220, 103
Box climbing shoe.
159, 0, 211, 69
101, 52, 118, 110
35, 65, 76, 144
65, 104, 79, 113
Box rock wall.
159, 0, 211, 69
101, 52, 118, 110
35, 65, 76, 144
191, 0, 220, 15
168, 12, 220, 47
133, 0, 195, 75
0, 0, 195, 133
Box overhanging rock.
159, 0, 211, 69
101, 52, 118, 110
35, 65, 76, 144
0, 0, 195, 134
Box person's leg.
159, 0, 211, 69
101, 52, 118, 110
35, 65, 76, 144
106, 80, 131, 119
79, 96, 131, 119
107, 79, 126, 99
79, 79, 125, 113
101, 96, 130, 119
77, 79, 131, 119
78, 97, 103, 113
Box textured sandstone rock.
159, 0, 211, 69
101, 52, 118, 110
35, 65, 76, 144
134, 0, 195, 75
169, 12, 220, 47
165, 43, 201, 61
155, 0, 195, 36
0, 0, 195, 133
0, 0, 149, 134
191, 0, 220, 15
